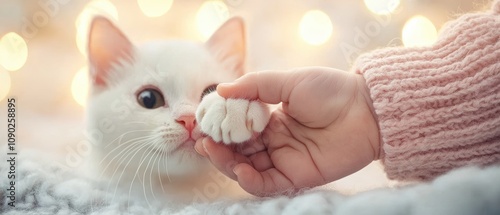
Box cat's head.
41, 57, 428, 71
85, 16, 245, 178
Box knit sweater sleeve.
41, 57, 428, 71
353, 0, 500, 181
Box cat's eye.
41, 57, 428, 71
201, 84, 218, 100
137, 88, 165, 109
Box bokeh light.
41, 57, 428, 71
196, 0, 230, 40
76, 0, 119, 56
364, 0, 400, 15
71, 67, 90, 106
402, 15, 438, 47
138, 0, 173, 17
299, 10, 333, 46
0, 69, 11, 102
0, 32, 28, 71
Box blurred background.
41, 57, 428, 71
0, 0, 492, 192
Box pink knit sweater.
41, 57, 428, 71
354, 0, 500, 181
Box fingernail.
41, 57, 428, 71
226, 161, 237, 173
232, 168, 238, 176
194, 139, 206, 156
202, 138, 209, 154
233, 165, 241, 176
194, 144, 201, 154
218, 83, 233, 89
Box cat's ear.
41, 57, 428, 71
206, 17, 246, 76
88, 16, 133, 87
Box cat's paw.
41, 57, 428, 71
196, 92, 270, 144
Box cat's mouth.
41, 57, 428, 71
151, 139, 197, 155
173, 138, 197, 153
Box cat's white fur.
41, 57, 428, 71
197, 93, 270, 144
85, 16, 270, 203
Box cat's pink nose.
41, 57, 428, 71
176, 115, 196, 133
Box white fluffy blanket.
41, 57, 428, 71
1, 150, 500, 215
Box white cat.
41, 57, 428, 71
85, 16, 270, 204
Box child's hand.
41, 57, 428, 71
195, 67, 381, 196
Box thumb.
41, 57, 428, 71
217, 71, 292, 104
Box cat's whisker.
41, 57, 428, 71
99, 133, 154, 165
149, 141, 165, 198
164, 143, 173, 183
98, 135, 156, 180
104, 129, 152, 149
158, 144, 167, 194
113, 141, 155, 199
125, 142, 158, 210
122, 139, 158, 192
143, 141, 163, 209
105, 137, 154, 192
143, 140, 161, 195
102, 140, 144, 185
106, 141, 147, 196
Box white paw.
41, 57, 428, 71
196, 92, 270, 144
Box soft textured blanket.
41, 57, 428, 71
1, 150, 500, 215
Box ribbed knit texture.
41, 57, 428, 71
353, 0, 500, 181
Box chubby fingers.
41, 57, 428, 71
195, 137, 250, 180
194, 138, 296, 196
217, 71, 294, 104
233, 163, 296, 197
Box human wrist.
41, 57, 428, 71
355, 74, 382, 160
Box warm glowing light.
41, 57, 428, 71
299, 10, 333, 46
196, 1, 230, 40
76, 0, 119, 56
138, 0, 173, 17
402, 15, 438, 47
72, 67, 90, 106
0, 69, 10, 101
364, 0, 400, 15
0, 32, 28, 71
